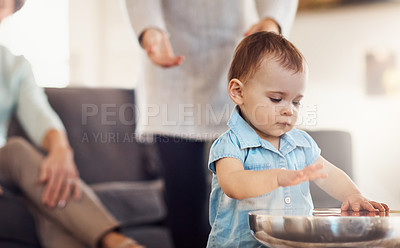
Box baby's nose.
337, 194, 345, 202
280, 105, 294, 116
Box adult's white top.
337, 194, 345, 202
124, 0, 298, 141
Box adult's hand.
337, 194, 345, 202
40, 130, 81, 208
244, 17, 280, 37
141, 28, 184, 68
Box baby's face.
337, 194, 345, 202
239, 59, 307, 142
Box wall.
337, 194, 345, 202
0, 0, 69, 87
291, 1, 400, 208
69, 0, 141, 87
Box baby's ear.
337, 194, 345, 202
228, 79, 244, 105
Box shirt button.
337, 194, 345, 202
284, 197, 291, 204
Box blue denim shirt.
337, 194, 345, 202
207, 107, 321, 247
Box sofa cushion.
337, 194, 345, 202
122, 227, 173, 248
91, 179, 166, 227
0, 192, 41, 247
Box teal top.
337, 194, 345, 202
0, 45, 64, 147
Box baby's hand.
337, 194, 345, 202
341, 194, 389, 212
277, 163, 327, 188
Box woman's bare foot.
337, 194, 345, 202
100, 231, 145, 248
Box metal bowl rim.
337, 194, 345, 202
248, 210, 400, 220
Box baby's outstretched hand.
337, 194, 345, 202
341, 194, 389, 212
277, 163, 327, 188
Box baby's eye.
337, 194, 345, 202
269, 98, 281, 103
293, 101, 301, 106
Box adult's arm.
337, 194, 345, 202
255, 0, 299, 37
122, 0, 166, 37
16, 59, 81, 208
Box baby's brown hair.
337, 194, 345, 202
14, 0, 25, 13
228, 31, 305, 83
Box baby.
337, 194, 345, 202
206, 32, 389, 247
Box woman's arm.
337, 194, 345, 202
122, 0, 167, 36
254, 0, 299, 37
15, 58, 81, 208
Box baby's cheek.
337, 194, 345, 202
291, 114, 298, 124
253, 107, 273, 125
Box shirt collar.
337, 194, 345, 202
227, 106, 262, 149
227, 106, 311, 152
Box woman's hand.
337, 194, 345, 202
341, 194, 389, 212
277, 163, 327, 187
40, 129, 81, 208
141, 28, 184, 67
244, 17, 280, 37
40, 146, 81, 208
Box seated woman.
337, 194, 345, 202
0, 1, 143, 247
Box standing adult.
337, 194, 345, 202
0, 1, 143, 247
123, 1, 298, 247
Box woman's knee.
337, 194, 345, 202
0, 137, 43, 176
2, 137, 41, 163
5, 137, 33, 152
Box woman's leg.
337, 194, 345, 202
0, 137, 119, 248
155, 136, 211, 248
30, 207, 88, 248
32, 211, 143, 248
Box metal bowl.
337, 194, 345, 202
249, 209, 400, 248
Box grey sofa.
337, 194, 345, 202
0, 87, 353, 247
1, 88, 172, 248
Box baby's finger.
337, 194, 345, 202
303, 163, 323, 174
307, 172, 328, 181
381, 203, 390, 211
369, 201, 386, 212
351, 202, 361, 212
341, 201, 350, 211
313, 163, 324, 170
302, 164, 326, 180
296, 170, 304, 178
359, 201, 375, 212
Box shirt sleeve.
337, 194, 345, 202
208, 132, 245, 174
15, 58, 65, 147
255, 0, 298, 37
299, 130, 321, 165
122, 0, 167, 37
